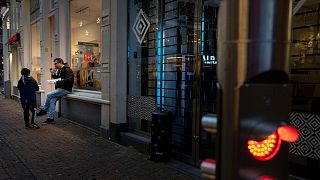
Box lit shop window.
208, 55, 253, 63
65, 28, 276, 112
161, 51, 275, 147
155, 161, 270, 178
70, 0, 102, 91
31, 21, 41, 84
290, 1, 320, 114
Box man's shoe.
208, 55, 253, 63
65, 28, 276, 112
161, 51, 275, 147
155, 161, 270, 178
36, 109, 47, 116
25, 124, 31, 129
41, 119, 55, 125
31, 123, 40, 129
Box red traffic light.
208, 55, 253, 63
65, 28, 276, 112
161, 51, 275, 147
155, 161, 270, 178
248, 132, 281, 161
277, 125, 299, 142
248, 125, 299, 161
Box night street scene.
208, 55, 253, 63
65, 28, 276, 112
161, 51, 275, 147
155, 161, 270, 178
0, 0, 319, 179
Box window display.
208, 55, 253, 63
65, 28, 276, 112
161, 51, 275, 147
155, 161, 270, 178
31, 21, 41, 84
70, 0, 102, 91
290, 1, 320, 113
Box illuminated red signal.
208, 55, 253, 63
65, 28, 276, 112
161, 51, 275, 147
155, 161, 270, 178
258, 176, 274, 180
248, 125, 299, 161
277, 126, 299, 142
248, 132, 281, 161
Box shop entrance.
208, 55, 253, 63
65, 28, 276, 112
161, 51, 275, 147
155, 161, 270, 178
127, 0, 219, 165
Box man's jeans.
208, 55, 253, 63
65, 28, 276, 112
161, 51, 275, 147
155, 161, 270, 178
42, 88, 71, 119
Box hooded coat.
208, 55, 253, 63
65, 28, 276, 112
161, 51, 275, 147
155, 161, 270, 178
17, 76, 39, 105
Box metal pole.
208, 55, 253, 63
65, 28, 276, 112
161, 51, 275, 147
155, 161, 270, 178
217, 0, 292, 179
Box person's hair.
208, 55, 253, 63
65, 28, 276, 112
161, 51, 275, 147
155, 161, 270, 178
54, 58, 64, 64
21, 68, 30, 76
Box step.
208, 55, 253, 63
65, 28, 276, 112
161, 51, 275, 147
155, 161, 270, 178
120, 132, 151, 154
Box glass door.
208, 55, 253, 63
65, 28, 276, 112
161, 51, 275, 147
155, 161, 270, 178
127, 0, 219, 165
197, 0, 219, 164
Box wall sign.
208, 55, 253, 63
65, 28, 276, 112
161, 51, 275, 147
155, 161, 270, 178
132, 9, 150, 45
202, 55, 217, 64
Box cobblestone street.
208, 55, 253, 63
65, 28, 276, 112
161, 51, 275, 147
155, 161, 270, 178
0, 95, 198, 179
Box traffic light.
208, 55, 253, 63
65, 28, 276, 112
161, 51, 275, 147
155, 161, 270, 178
200, 83, 299, 180
238, 83, 299, 179
199, 0, 300, 179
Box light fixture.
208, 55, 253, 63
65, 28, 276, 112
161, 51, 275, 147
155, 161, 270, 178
96, 17, 100, 24
79, 21, 83, 27
85, 30, 89, 36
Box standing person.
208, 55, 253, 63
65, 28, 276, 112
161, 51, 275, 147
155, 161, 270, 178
37, 58, 74, 124
17, 68, 40, 129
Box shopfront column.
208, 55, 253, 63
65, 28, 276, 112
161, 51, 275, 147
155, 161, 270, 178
57, 0, 70, 63
2, 14, 10, 82
109, 0, 128, 141
39, 0, 52, 104
100, 0, 111, 138
19, 0, 28, 69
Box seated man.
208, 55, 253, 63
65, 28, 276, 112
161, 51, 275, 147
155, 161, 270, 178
37, 58, 74, 124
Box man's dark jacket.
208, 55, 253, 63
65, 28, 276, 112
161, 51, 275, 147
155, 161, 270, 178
52, 64, 74, 92
17, 76, 39, 105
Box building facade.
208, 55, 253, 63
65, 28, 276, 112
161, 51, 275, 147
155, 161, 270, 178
1, 0, 319, 175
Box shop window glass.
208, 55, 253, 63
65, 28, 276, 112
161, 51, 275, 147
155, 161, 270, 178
70, 0, 102, 91
290, 1, 320, 114
31, 21, 41, 84
128, 0, 218, 160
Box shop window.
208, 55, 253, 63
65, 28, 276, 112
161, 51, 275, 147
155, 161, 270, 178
31, 21, 41, 84
70, 0, 102, 91
30, 0, 39, 22
290, 1, 320, 114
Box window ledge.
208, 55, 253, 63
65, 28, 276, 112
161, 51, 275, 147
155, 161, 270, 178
64, 92, 110, 105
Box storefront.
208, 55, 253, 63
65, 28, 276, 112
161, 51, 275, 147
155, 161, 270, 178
289, 0, 320, 178
127, 0, 219, 165
3, 0, 319, 175
5, 0, 22, 98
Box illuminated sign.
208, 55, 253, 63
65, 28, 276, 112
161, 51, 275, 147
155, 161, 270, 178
202, 55, 217, 64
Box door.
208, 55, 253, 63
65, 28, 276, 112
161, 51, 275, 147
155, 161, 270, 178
169, 0, 219, 165
127, 0, 219, 165
197, 1, 219, 164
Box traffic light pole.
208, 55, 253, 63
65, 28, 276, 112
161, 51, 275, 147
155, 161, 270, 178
216, 0, 293, 179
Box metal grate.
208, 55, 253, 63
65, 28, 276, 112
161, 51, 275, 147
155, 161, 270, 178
127, 95, 156, 121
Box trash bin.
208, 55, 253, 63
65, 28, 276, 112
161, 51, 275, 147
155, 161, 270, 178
150, 110, 173, 162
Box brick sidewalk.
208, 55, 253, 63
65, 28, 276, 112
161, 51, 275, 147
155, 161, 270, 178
0, 95, 198, 180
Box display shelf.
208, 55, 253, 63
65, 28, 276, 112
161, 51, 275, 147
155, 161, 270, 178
290, 53, 320, 57
294, 8, 320, 16
292, 24, 320, 30
291, 67, 320, 70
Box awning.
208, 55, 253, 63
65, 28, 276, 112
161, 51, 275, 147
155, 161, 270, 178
6, 33, 20, 45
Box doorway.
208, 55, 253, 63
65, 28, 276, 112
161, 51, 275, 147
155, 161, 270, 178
127, 0, 219, 165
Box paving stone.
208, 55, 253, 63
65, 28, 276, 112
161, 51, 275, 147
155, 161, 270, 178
0, 95, 199, 179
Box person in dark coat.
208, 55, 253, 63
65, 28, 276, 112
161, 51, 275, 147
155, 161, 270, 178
17, 68, 40, 129
37, 58, 74, 124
